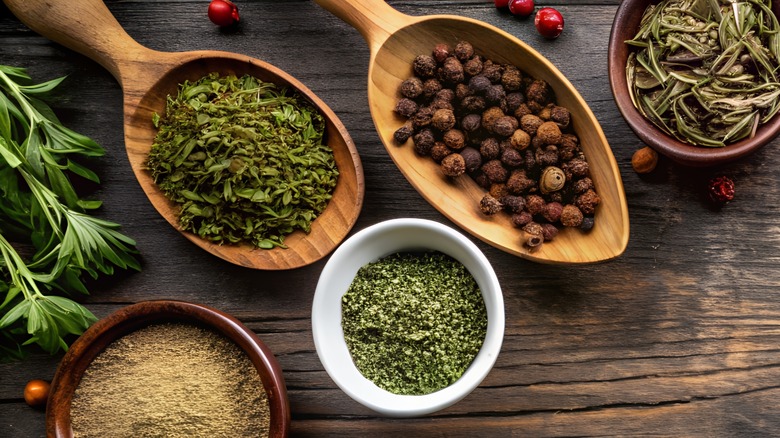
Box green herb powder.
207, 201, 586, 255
147, 73, 338, 249
341, 251, 488, 395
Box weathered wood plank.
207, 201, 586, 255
2, 0, 780, 436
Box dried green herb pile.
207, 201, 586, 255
0, 65, 139, 361
341, 252, 487, 395
148, 73, 338, 249
626, 0, 780, 147
70, 323, 270, 437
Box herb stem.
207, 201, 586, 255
627, 0, 780, 146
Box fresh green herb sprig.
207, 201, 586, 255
0, 65, 140, 361
147, 73, 338, 249
341, 252, 487, 395
626, 0, 780, 147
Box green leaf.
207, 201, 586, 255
0, 284, 22, 311
0, 92, 12, 141
17, 76, 66, 95
0, 65, 31, 82
66, 159, 101, 183
77, 199, 103, 210
0, 299, 30, 328
0, 64, 140, 359
46, 165, 80, 209
22, 126, 45, 179
41, 120, 104, 157
0, 137, 22, 168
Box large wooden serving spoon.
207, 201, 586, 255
3, 0, 365, 270
314, 0, 629, 264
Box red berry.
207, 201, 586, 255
208, 0, 240, 27
508, 0, 535, 17
535, 7, 564, 39
494, 0, 510, 8
707, 176, 735, 205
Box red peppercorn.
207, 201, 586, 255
535, 7, 564, 39
508, 0, 535, 17
494, 0, 510, 9
208, 0, 240, 27
707, 176, 735, 205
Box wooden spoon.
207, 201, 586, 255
314, 0, 629, 264
4, 0, 365, 270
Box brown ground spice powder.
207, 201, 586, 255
70, 323, 270, 437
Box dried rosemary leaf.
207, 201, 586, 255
625, 0, 780, 147
147, 73, 338, 249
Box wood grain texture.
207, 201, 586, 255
1, 0, 779, 437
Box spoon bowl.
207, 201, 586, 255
314, 0, 629, 264
4, 0, 365, 270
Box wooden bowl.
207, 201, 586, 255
46, 300, 290, 437
608, 0, 780, 167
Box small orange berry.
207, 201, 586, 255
24, 379, 50, 409
631, 146, 658, 174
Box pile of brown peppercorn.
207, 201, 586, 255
393, 41, 600, 249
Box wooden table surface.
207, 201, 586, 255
2, 1, 780, 436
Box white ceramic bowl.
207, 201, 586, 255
312, 218, 505, 417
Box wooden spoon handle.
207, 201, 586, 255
2, 0, 150, 82
313, 0, 411, 54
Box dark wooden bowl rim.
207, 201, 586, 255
45, 300, 291, 437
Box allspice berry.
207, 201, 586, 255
519, 114, 544, 136
479, 193, 503, 215
631, 146, 658, 174
535, 121, 563, 145
443, 129, 466, 150
441, 153, 466, 177
510, 129, 531, 150
454, 40, 475, 61
432, 108, 457, 131
430, 141, 452, 163
413, 54, 438, 78
464, 56, 484, 76
481, 106, 505, 132
400, 77, 424, 99
432, 43, 451, 63
561, 204, 584, 227
393, 122, 414, 144
394, 98, 418, 118
440, 57, 465, 84
493, 115, 519, 137
460, 147, 483, 173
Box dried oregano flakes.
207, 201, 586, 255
147, 73, 339, 249
341, 251, 488, 395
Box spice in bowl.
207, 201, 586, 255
625, 0, 780, 147
393, 41, 600, 250
341, 251, 487, 395
147, 73, 339, 249
69, 323, 270, 437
